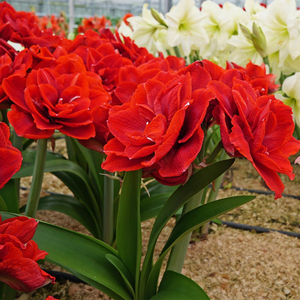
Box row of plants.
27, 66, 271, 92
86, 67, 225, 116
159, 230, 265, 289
0, 0, 300, 299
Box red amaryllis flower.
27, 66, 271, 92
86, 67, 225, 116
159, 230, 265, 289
0, 122, 22, 189
209, 79, 300, 198
3, 53, 109, 140
0, 216, 55, 292
102, 70, 215, 185
226, 61, 280, 96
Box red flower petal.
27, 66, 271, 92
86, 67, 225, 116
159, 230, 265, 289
0, 258, 55, 293
0, 217, 38, 244
8, 105, 54, 139
0, 123, 22, 189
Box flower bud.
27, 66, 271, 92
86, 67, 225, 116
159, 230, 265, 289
240, 22, 267, 59
252, 22, 267, 59
151, 8, 168, 27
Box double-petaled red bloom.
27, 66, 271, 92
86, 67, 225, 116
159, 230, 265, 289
102, 65, 215, 185
0, 216, 55, 292
3, 51, 110, 140
0, 122, 22, 189
209, 78, 300, 198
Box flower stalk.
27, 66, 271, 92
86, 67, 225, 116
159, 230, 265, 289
166, 190, 204, 273
25, 138, 48, 217
103, 170, 115, 246
167, 134, 207, 273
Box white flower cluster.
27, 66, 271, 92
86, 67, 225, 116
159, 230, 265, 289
118, 0, 300, 77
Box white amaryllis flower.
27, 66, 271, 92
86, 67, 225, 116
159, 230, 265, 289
268, 51, 300, 76
258, 0, 300, 67
244, 0, 266, 20
275, 72, 300, 126
222, 2, 250, 31
126, 4, 167, 54
165, 0, 208, 56
199, 1, 233, 59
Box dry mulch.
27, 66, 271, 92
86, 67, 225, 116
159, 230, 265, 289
16, 139, 300, 299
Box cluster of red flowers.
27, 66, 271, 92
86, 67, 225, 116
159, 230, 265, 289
102, 60, 300, 197
0, 215, 55, 292
77, 15, 112, 33
0, 2, 70, 50
0, 2, 299, 198
36, 13, 69, 37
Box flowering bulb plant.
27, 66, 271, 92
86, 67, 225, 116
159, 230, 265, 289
0, 1, 300, 299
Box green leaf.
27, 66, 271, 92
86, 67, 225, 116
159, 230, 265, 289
0, 212, 132, 300
106, 254, 135, 296
139, 159, 234, 299
65, 269, 124, 300
151, 271, 210, 300
212, 218, 222, 225
163, 196, 255, 253
0, 180, 19, 213
0, 282, 18, 300
20, 149, 65, 165
14, 155, 101, 223
117, 169, 142, 291
0, 196, 7, 212
73, 139, 104, 199
146, 195, 255, 298
65, 136, 88, 171
140, 193, 171, 221
20, 194, 99, 237
141, 180, 178, 200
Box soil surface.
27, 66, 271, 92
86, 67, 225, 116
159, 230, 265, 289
15, 139, 300, 300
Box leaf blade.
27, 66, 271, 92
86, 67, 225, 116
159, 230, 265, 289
117, 169, 142, 290
150, 270, 210, 300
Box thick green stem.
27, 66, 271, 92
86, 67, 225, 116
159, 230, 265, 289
167, 130, 213, 273
0, 109, 8, 124
200, 149, 228, 236
295, 124, 300, 140
103, 171, 114, 246
25, 139, 48, 217
173, 46, 181, 58
166, 190, 204, 272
